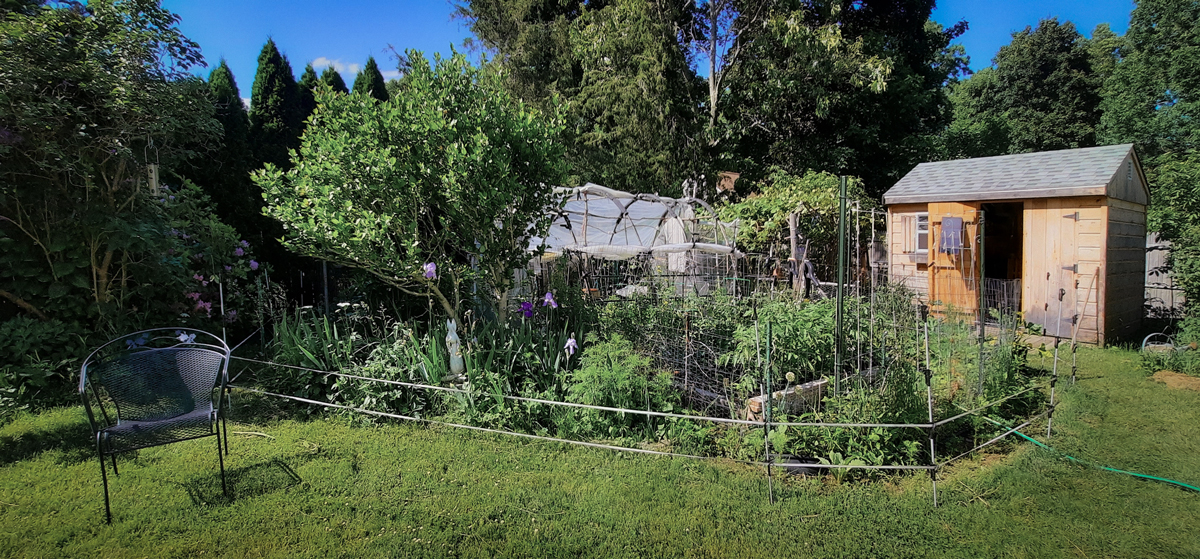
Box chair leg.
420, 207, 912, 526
217, 433, 227, 497
222, 410, 230, 456
96, 436, 111, 524
111, 453, 118, 475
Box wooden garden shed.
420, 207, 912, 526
882, 144, 1148, 345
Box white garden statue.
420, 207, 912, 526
445, 319, 465, 379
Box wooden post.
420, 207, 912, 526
789, 211, 801, 295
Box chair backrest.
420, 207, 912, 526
81, 329, 230, 424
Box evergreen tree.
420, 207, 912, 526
199, 60, 259, 230
249, 38, 301, 170
351, 56, 389, 101
297, 63, 319, 124
320, 66, 349, 94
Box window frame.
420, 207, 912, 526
914, 212, 929, 254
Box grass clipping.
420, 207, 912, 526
1151, 370, 1200, 392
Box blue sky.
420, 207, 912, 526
163, 0, 1136, 104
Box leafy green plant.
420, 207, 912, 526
559, 334, 677, 440
255, 50, 567, 327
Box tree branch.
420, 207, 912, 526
0, 289, 48, 321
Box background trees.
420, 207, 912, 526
944, 18, 1102, 158
351, 56, 390, 101
254, 52, 567, 326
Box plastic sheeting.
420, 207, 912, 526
529, 184, 739, 261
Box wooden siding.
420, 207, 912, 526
928, 202, 981, 315
1105, 198, 1146, 341
1106, 151, 1150, 206
887, 204, 929, 295
1022, 197, 1105, 342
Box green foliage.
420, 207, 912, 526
559, 334, 676, 440
351, 56, 389, 102
717, 168, 871, 254
319, 65, 349, 94
723, 298, 838, 388
564, 0, 704, 196
946, 18, 1102, 158
724, 3, 967, 198
255, 51, 567, 325
297, 63, 320, 123
1098, 0, 1199, 159
942, 68, 1012, 159
0, 318, 87, 418
993, 18, 1101, 153
0, 0, 220, 330
249, 38, 301, 170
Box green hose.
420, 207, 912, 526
979, 416, 1200, 493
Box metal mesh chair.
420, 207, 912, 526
79, 328, 231, 523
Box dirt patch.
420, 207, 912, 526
1151, 370, 1200, 392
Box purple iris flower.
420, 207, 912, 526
565, 335, 577, 356
240, 240, 249, 248
250, 260, 259, 271
423, 262, 437, 279
234, 247, 245, 257
520, 301, 534, 318
542, 292, 558, 308
224, 265, 232, 272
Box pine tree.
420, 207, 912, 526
352, 56, 389, 101
249, 38, 301, 170
202, 59, 259, 229
297, 63, 319, 125
320, 66, 349, 94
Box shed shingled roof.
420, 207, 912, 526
883, 144, 1137, 205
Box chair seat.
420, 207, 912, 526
100, 408, 216, 454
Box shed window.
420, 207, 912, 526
915, 213, 929, 253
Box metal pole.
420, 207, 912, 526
923, 319, 937, 506
323, 261, 330, 316
835, 175, 847, 395
978, 209, 986, 397
765, 320, 774, 505
219, 281, 227, 344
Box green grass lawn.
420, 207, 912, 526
1, 347, 1197, 558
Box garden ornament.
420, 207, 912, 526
446, 319, 465, 378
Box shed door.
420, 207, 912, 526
1023, 199, 1084, 339
927, 202, 981, 318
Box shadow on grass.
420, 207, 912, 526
180, 457, 304, 507
0, 414, 94, 467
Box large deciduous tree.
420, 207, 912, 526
459, 0, 703, 196
1099, 0, 1200, 306
946, 18, 1102, 159
0, 0, 220, 323
992, 18, 1102, 153
254, 52, 567, 326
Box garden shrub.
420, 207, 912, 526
559, 334, 677, 440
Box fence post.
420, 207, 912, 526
923, 315, 938, 507
1047, 338, 1060, 439
835, 175, 847, 396
977, 209, 986, 397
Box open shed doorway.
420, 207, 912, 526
982, 202, 1023, 314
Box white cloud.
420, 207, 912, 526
381, 69, 402, 80
241, 97, 251, 110
312, 57, 361, 75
